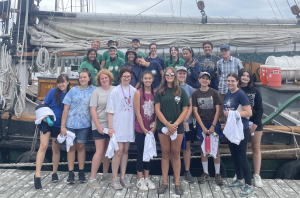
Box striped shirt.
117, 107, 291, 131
217, 56, 244, 94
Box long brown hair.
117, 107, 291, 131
53, 74, 70, 107
158, 67, 181, 96
238, 68, 253, 87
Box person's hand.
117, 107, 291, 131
60, 126, 67, 136
143, 128, 150, 135
97, 126, 104, 135
250, 124, 257, 133
150, 127, 156, 134
201, 126, 209, 134
42, 116, 48, 122
209, 126, 214, 134
223, 108, 230, 117
108, 128, 115, 138
168, 124, 177, 134
183, 117, 188, 130
190, 60, 197, 68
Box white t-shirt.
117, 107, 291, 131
89, 86, 115, 130
106, 85, 137, 142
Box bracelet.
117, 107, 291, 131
212, 124, 216, 128
173, 123, 178, 127
165, 121, 170, 127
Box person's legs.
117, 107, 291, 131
76, 143, 86, 170
120, 142, 130, 180
51, 137, 60, 174
135, 131, 146, 179
67, 145, 76, 171
227, 141, 243, 181
112, 142, 124, 181
171, 134, 184, 186
183, 141, 191, 171
90, 139, 106, 179
102, 138, 111, 174
35, 131, 50, 177
251, 131, 262, 175
158, 133, 171, 185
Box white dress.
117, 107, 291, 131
106, 85, 137, 142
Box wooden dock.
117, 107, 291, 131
0, 169, 300, 198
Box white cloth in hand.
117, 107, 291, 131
161, 127, 178, 141
35, 107, 56, 124
201, 133, 219, 159
143, 132, 157, 162
223, 111, 244, 145
103, 128, 119, 158
56, 130, 76, 152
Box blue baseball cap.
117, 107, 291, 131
132, 38, 140, 43
220, 44, 230, 50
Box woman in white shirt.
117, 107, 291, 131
106, 66, 137, 190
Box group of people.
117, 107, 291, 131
33, 38, 263, 197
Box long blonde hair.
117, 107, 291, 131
158, 67, 182, 96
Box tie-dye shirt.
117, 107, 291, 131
63, 85, 96, 129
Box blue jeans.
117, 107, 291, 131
67, 127, 90, 144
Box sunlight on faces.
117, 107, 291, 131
221, 49, 230, 59
121, 71, 132, 86
199, 75, 211, 87
79, 72, 91, 86
57, 76, 69, 92
108, 41, 116, 47
100, 74, 110, 87
88, 51, 96, 61
203, 44, 212, 55
227, 76, 239, 90
109, 48, 117, 58
132, 40, 140, 48
127, 52, 135, 62
142, 73, 154, 87
171, 47, 178, 57
150, 45, 157, 55
165, 69, 175, 83
182, 49, 192, 61
91, 42, 100, 51
241, 72, 250, 84
177, 71, 187, 83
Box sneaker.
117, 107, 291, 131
88, 179, 101, 189
120, 178, 132, 188
233, 174, 237, 181
136, 178, 148, 191
157, 184, 168, 194
254, 174, 263, 187
215, 174, 224, 186
79, 171, 86, 183
52, 173, 58, 183
102, 174, 112, 183
240, 184, 254, 197
175, 184, 184, 195
34, 175, 42, 189
67, 171, 75, 184
228, 179, 245, 188
198, 173, 210, 184
183, 171, 195, 183
145, 177, 156, 189
111, 179, 123, 190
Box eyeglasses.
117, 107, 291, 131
165, 73, 175, 76
122, 76, 131, 79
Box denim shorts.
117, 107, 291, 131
196, 121, 223, 142
67, 127, 90, 144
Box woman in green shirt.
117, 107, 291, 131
104, 45, 125, 86
78, 48, 101, 86
154, 67, 189, 195
165, 46, 185, 69
101, 37, 125, 69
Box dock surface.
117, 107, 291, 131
0, 169, 300, 198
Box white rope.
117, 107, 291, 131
0, 45, 10, 109
48, 52, 58, 74
36, 47, 50, 75
14, 84, 26, 118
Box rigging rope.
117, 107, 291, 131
36, 47, 50, 75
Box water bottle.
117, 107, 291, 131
249, 121, 255, 136
46, 117, 54, 127
205, 134, 211, 153
181, 134, 186, 150
224, 104, 228, 111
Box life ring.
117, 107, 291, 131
15, 150, 51, 171
274, 160, 300, 179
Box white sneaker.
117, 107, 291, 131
136, 178, 148, 191
233, 174, 237, 181
254, 174, 263, 188
145, 177, 156, 189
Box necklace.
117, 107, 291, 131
121, 85, 131, 105
199, 88, 209, 96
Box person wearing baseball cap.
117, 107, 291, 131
198, 41, 220, 90
104, 45, 125, 86
217, 44, 243, 123
82, 40, 102, 63
192, 71, 223, 186
176, 66, 195, 183
101, 37, 125, 69
126, 38, 146, 61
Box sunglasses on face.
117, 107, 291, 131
165, 72, 175, 76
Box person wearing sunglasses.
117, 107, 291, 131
145, 43, 165, 70
182, 46, 203, 89
154, 67, 189, 195
135, 55, 164, 90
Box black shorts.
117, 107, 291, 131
158, 124, 185, 135
38, 121, 60, 138
255, 122, 263, 131
185, 123, 195, 141
92, 129, 110, 140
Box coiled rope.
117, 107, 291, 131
36, 47, 50, 75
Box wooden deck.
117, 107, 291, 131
0, 169, 300, 198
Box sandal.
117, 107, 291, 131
157, 183, 168, 194
175, 184, 183, 195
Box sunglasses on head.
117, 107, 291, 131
165, 72, 175, 76
182, 46, 192, 51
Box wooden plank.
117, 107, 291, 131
0, 169, 9, 175
225, 178, 242, 198
113, 174, 132, 198
9, 171, 50, 198
180, 176, 192, 198
158, 175, 169, 198
125, 174, 138, 198
293, 82, 300, 86
0, 169, 21, 186
79, 174, 102, 198
283, 180, 300, 196
99, 176, 115, 198
207, 177, 224, 198
146, 175, 159, 198
219, 178, 236, 198
91, 175, 110, 198
260, 179, 279, 198
264, 179, 288, 198
22, 171, 54, 197
274, 179, 299, 197
189, 177, 202, 198
56, 173, 86, 198
68, 173, 92, 198
0, 171, 36, 198
32, 172, 68, 198
198, 178, 213, 198
0, 170, 33, 194
43, 172, 71, 198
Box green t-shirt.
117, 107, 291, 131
78, 61, 100, 86
102, 50, 125, 62
154, 87, 190, 131
82, 53, 102, 63
125, 50, 146, 62
165, 58, 185, 70
104, 57, 125, 86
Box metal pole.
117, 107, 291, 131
55, 0, 57, 11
